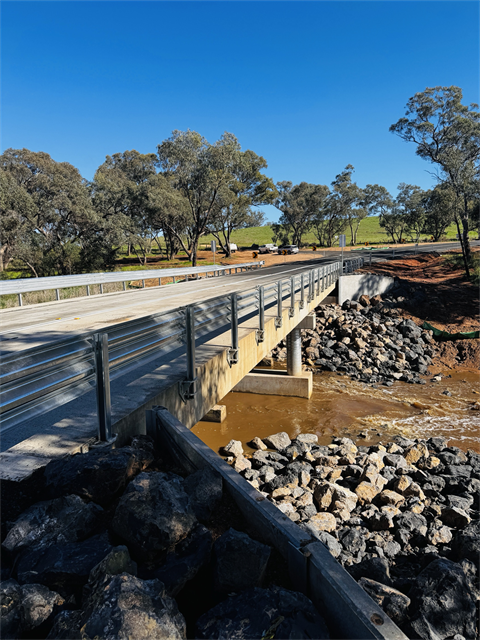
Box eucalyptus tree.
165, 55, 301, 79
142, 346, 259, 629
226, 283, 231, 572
274, 181, 325, 247
422, 184, 456, 241
390, 86, 480, 277
92, 150, 158, 265
1, 148, 114, 276
0, 171, 35, 271
157, 130, 242, 266
312, 166, 362, 247
207, 149, 276, 256
396, 183, 426, 242
331, 165, 365, 245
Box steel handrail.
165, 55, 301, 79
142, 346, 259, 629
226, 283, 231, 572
0, 258, 363, 437
0, 261, 265, 305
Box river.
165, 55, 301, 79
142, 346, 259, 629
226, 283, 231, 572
192, 369, 480, 454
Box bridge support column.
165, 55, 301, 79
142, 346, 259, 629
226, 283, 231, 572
286, 328, 302, 376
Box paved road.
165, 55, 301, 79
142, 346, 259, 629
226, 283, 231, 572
0, 241, 474, 356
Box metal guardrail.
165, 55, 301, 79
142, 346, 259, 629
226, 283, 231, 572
0, 258, 363, 439
0, 261, 265, 306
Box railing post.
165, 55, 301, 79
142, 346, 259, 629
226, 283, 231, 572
275, 280, 283, 328
93, 333, 112, 441
256, 286, 265, 343
159, 277, 162, 286
100, 283, 104, 294
123, 281, 127, 291
18, 293, 23, 306
300, 273, 305, 309
316, 268, 320, 296
87, 285, 91, 296
308, 270, 313, 301
227, 293, 239, 365
56, 289, 60, 301
289, 277, 295, 317
179, 305, 197, 402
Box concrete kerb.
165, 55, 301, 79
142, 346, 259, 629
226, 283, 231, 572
338, 275, 395, 306
153, 406, 408, 640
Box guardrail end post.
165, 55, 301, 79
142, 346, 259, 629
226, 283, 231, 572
94, 332, 112, 441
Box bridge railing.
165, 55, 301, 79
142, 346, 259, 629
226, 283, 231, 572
0, 258, 363, 439
0, 261, 265, 307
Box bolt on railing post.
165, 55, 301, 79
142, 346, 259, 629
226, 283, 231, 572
227, 293, 239, 365
289, 277, 295, 317
275, 280, 283, 328
300, 273, 305, 308
94, 333, 112, 441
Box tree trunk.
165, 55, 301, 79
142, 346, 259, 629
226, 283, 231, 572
455, 214, 471, 280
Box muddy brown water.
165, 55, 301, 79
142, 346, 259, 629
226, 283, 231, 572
192, 369, 480, 455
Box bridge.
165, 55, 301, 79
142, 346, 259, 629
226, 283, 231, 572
0, 240, 473, 480
0, 258, 354, 480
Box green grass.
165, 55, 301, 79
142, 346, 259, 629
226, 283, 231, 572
199, 217, 477, 248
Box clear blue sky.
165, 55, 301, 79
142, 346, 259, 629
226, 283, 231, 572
2, 1, 479, 222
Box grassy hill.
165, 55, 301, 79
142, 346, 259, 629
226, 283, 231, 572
198, 216, 475, 249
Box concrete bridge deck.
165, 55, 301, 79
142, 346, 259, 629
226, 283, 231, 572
0, 265, 337, 481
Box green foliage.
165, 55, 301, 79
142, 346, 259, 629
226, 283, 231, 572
390, 86, 480, 275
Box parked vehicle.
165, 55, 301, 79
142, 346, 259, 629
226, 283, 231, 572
258, 244, 278, 254
281, 245, 299, 254
229, 243, 238, 253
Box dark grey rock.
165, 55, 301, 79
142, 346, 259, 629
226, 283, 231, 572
147, 525, 212, 596
451, 519, 480, 562
196, 585, 329, 639
394, 512, 428, 537
339, 528, 367, 557
81, 573, 186, 639
348, 557, 392, 586
213, 528, 271, 594
2, 495, 103, 554
358, 577, 411, 626
46, 610, 83, 639
43, 446, 153, 507
183, 467, 223, 522
407, 558, 477, 640
1, 579, 62, 640
16, 532, 112, 597
82, 545, 137, 603
112, 472, 197, 562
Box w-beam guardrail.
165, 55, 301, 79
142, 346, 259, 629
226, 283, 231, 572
0, 258, 363, 440
0, 261, 265, 306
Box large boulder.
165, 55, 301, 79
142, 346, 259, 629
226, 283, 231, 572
263, 432, 292, 451
79, 573, 185, 640
183, 468, 223, 522
1, 580, 62, 640
112, 472, 197, 562
407, 558, 477, 640
82, 545, 137, 604
196, 586, 329, 639
147, 525, 212, 596
2, 495, 104, 554
213, 529, 271, 594
451, 518, 480, 562
43, 446, 154, 507
15, 533, 112, 597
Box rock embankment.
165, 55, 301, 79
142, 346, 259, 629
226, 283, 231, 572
223, 432, 479, 640
270, 296, 437, 386
1, 437, 330, 640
